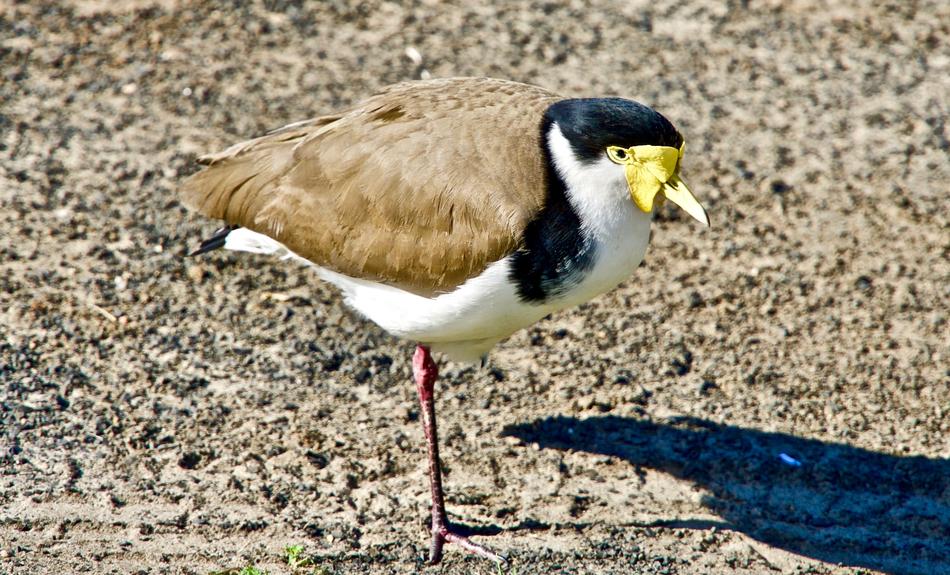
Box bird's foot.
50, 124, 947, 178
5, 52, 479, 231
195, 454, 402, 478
428, 523, 506, 565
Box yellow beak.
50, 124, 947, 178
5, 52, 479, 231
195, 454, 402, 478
661, 174, 709, 227
618, 143, 709, 227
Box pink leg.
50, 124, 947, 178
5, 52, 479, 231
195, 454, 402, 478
412, 345, 505, 565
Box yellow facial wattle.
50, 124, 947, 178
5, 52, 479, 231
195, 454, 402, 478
606, 141, 709, 226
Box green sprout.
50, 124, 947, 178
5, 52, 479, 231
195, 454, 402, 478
284, 544, 305, 568
284, 544, 317, 571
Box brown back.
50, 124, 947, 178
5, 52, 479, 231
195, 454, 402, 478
180, 78, 560, 295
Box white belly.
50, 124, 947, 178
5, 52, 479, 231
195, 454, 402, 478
223, 205, 651, 363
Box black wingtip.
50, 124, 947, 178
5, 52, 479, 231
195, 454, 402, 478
189, 225, 240, 257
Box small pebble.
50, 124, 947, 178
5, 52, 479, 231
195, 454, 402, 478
778, 453, 802, 467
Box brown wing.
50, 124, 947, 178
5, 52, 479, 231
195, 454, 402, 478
180, 77, 560, 296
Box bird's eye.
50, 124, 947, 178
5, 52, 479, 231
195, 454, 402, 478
606, 146, 629, 164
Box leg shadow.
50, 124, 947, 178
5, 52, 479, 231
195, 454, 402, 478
502, 415, 949, 575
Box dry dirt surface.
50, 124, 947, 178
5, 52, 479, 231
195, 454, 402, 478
2, 1, 948, 574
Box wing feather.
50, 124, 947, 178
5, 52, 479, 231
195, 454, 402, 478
180, 78, 560, 295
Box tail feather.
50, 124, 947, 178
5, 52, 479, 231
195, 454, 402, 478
189, 225, 240, 256
189, 226, 309, 266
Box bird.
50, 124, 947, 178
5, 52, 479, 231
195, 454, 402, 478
179, 77, 708, 565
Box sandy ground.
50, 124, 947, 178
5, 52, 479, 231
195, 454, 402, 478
1, 1, 948, 574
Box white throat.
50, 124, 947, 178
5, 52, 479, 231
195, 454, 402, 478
544, 122, 654, 296
546, 123, 651, 241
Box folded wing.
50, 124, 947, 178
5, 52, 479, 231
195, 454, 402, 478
180, 78, 559, 295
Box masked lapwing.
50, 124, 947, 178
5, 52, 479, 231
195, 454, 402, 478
180, 77, 708, 564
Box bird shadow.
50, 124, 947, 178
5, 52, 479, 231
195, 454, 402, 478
501, 415, 949, 575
